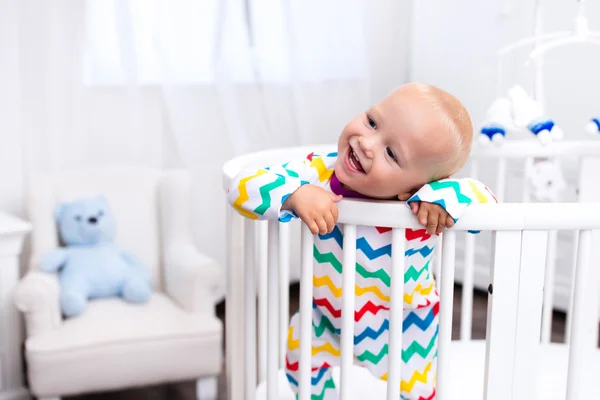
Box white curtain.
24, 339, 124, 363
0, 0, 411, 301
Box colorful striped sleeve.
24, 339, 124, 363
406, 178, 498, 222
227, 151, 338, 222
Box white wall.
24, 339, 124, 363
0, 2, 25, 217
541, 1, 600, 138
410, 0, 600, 139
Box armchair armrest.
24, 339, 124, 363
159, 169, 223, 313
14, 270, 62, 337
164, 244, 221, 314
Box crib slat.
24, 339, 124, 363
298, 224, 314, 400
386, 228, 406, 400
566, 229, 593, 399
541, 230, 557, 343
483, 231, 522, 400
585, 231, 600, 351
565, 230, 579, 344
495, 158, 507, 202
244, 219, 257, 400
460, 161, 479, 340
258, 221, 268, 382
433, 233, 442, 287
227, 209, 245, 400
340, 224, 357, 399
279, 223, 291, 368
267, 221, 279, 400
460, 233, 475, 340
512, 231, 547, 399
437, 231, 456, 400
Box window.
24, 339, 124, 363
84, 0, 367, 85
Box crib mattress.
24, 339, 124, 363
254, 340, 600, 399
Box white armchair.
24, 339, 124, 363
14, 166, 223, 400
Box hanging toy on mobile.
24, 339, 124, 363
478, 97, 512, 146
584, 117, 600, 135
508, 85, 563, 145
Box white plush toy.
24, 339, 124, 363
508, 85, 563, 145
526, 159, 567, 202
585, 117, 600, 135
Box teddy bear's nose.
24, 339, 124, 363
88, 217, 98, 224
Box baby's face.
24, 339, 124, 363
334, 86, 456, 199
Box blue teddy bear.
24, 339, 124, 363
40, 195, 152, 317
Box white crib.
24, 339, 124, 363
222, 144, 600, 400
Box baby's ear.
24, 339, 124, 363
55, 203, 68, 222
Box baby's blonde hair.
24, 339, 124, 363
410, 83, 473, 181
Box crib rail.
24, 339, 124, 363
225, 197, 600, 400
464, 142, 600, 345
223, 145, 600, 400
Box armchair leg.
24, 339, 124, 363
196, 376, 218, 400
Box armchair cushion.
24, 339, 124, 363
24, 293, 222, 397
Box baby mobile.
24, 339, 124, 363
477, 0, 600, 202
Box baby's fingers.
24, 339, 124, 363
324, 212, 336, 234
417, 207, 430, 228
315, 217, 329, 235
426, 212, 439, 235
410, 202, 420, 215
331, 203, 339, 223
305, 219, 320, 235
446, 215, 455, 228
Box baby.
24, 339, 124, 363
228, 83, 497, 399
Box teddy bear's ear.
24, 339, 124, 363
55, 203, 68, 222
93, 195, 110, 207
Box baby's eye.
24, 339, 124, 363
368, 116, 377, 129
386, 147, 396, 160
98, 210, 104, 217
75, 215, 82, 221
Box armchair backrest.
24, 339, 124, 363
27, 166, 166, 289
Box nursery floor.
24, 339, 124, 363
65, 283, 571, 400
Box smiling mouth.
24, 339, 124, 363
348, 146, 365, 173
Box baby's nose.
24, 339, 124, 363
358, 137, 375, 158
88, 217, 98, 224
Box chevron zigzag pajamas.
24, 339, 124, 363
227, 151, 497, 399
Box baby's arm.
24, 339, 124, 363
227, 152, 339, 227
407, 178, 497, 232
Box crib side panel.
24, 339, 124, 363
437, 231, 457, 400
267, 220, 280, 399
483, 231, 522, 400
386, 228, 406, 400
244, 219, 257, 400
226, 209, 247, 400
298, 224, 314, 400
511, 230, 548, 399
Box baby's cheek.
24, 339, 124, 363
371, 177, 404, 198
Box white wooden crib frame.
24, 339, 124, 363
223, 144, 600, 400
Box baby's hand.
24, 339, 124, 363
283, 185, 343, 235
410, 201, 454, 235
